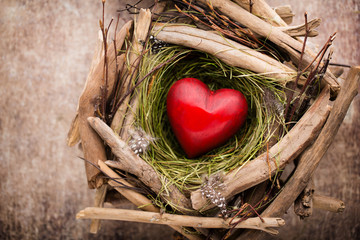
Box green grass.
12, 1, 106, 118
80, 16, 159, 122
135, 46, 286, 193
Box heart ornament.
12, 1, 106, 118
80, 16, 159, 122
166, 78, 248, 158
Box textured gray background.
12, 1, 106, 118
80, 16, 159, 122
0, 0, 359, 239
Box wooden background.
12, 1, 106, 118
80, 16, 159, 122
0, 0, 359, 239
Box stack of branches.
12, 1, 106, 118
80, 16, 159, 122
69, 0, 359, 239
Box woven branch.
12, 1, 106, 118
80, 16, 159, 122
313, 194, 345, 213
77, 207, 285, 234
279, 18, 321, 37
152, 24, 299, 84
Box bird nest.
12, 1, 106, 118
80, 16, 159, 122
68, 1, 359, 239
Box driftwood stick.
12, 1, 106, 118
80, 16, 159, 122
153, 24, 299, 84
233, 0, 287, 27
97, 161, 202, 240
191, 86, 332, 211
197, 0, 339, 95
72, 21, 133, 188
89, 184, 108, 234
313, 194, 345, 213
279, 18, 321, 37
111, 9, 151, 138
98, 160, 159, 212
294, 179, 314, 219
274, 5, 294, 25
77, 207, 285, 233
88, 117, 192, 213
238, 66, 359, 240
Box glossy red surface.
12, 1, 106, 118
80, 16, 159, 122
166, 78, 248, 158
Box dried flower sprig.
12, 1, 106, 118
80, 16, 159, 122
201, 173, 228, 217
149, 35, 168, 53
128, 128, 156, 155
263, 88, 285, 118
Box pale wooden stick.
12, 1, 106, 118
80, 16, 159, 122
233, 0, 287, 27
77, 207, 285, 234
153, 24, 299, 84
238, 66, 359, 240
313, 194, 345, 213
294, 179, 314, 219
88, 117, 192, 213
110, 9, 151, 138
274, 5, 294, 25
98, 160, 159, 212
279, 18, 321, 38
191, 86, 332, 211
198, 0, 339, 94
89, 184, 108, 234
97, 161, 202, 240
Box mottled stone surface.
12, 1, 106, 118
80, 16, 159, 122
0, 0, 359, 239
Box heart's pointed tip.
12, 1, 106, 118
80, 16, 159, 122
185, 152, 200, 159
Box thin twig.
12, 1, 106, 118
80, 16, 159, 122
284, 12, 309, 119
108, 14, 121, 122
288, 33, 336, 122
329, 63, 351, 68
99, 1, 113, 121
117, 0, 155, 14
113, 14, 120, 72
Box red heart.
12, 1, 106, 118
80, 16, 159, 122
166, 78, 248, 158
